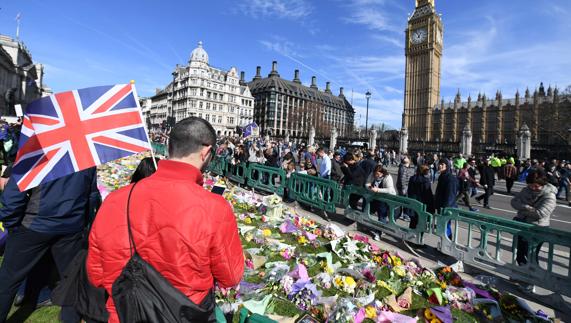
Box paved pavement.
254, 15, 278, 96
384, 166, 571, 232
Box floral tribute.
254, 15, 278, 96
98, 157, 552, 322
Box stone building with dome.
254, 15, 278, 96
401, 0, 571, 158
149, 41, 254, 136
248, 61, 355, 141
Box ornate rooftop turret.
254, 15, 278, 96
538, 82, 546, 96
190, 41, 209, 64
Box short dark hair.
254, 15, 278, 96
343, 152, 354, 162
526, 169, 548, 185
168, 117, 216, 158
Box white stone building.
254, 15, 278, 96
150, 42, 254, 136
0, 34, 48, 116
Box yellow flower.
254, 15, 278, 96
244, 217, 252, 224
344, 276, 356, 287
390, 255, 402, 266
424, 309, 435, 320
262, 229, 272, 237
440, 282, 447, 289
334, 277, 343, 287
393, 266, 406, 277
365, 306, 377, 319
298, 236, 307, 244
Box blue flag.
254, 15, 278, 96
243, 122, 259, 138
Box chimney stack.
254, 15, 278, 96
325, 82, 332, 94
293, 69, 301, 84
269, 61, 280, 77
239, 71, 245, 85
253, 66, 261, 80
339, 87, 345, 97
310, 76, 318, 89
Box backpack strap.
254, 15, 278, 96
126, 182, 139, 256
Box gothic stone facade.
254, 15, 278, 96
248, 61, 355, 141
403, 0, 571, 157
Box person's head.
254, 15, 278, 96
316, 147, 327, 157
333, 152, 341, 162
469, 158, 476, 166
462, 162, 469, 170
419, 164, 430, 176
373, 164, 384, 178
168, 117, 216, 171
526, 169, 548, 192
438, 158, 449, 174
344, 152, 356, 165
402, 155, 410, 165
131, 157, 160, 183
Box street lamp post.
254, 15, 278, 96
365, 90, 371, 137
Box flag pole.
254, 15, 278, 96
131, 80, 158, 170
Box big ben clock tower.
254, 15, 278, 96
403, 0, 443, 148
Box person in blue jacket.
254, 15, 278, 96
0, 167, 101, 323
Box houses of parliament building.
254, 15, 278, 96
402, 0, 571, 157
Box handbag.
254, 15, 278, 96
51, 248, 109, 322
111, 183, 216, 323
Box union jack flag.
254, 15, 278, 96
12, 84, 151, 191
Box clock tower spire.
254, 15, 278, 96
403, 0, 443, 146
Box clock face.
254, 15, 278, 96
411, 28, 427, 44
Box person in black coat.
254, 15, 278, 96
434, 159, 457, 238
341, 153, 367, 210
407, 165, 434, 229
476, 158, 495, 209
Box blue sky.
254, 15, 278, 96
1, 0, 570, 129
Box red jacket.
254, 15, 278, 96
87, 160, 244, 323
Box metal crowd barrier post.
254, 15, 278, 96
287, 173, 341, 213
206, 156, 228, 177
151, 142, 167, 156
435, 208, 571, 298
246, 164, 287, 195
342, 185, 432, 245
226, 162, 247, 185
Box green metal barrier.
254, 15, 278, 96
246, 164, 287, 195
436, 208, 571, 297
151, 142, 167, 156
206, 156, 228, 176
226, 162, 248, 185
287, 173, 341, 213
342, 185, 433, 245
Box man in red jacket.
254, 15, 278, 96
87, 117, 244, 323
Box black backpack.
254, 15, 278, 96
111, 183, 216, 323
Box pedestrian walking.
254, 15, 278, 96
504, 160, 518, 194
475, 158, 495, 209
456, 163, 479, 212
